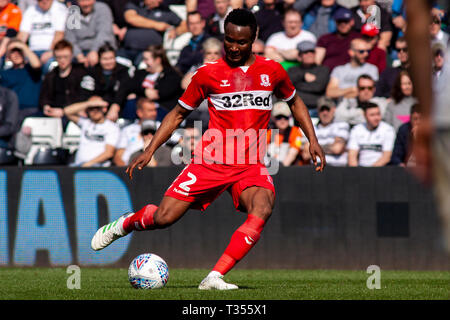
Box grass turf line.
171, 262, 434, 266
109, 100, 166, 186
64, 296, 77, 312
0, 268, 448, 300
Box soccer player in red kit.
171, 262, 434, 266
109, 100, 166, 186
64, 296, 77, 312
91, 9, 326, 290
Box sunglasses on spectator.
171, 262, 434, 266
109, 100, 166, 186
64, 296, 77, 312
275, 115, 289, 120
435, 50, 445, 57
253, 51, 264, 56
396, 47, 408, 53
358, 86, 374, 91
354, 49, 369, 54
142, 129, 156, 136
431, 18, 441, 25
300, 50, 315, 54
319, 106, 331, 112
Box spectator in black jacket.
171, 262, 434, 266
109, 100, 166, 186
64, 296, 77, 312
40, 40, 94, 123
287, 41, 330, 113
390, 103, 422, 166
176, 10, 210, 75
0, 85, 19, 148
121, 44, 182, 121
90, 43, 133, 121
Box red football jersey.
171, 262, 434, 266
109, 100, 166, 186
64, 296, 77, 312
178, 55, 296, 165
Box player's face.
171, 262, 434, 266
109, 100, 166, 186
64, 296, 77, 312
364, 107, 381, 129
224, 23, 254, 66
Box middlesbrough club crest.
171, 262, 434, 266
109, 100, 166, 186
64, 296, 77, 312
260, 74, 271, 87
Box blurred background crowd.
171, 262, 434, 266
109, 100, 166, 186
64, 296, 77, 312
0, 0, 447, 168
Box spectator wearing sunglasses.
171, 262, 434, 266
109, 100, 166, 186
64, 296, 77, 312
432, 41, 446, 80
335, 73, 387, 126
375, 37, 410, 98
288, 40, 330, 112
266, 101, 304, 167
360, 23, 386, 74
430, 12, 449, 49
326, 37, 378, 100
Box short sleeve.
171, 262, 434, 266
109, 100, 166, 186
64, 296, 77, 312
273, 62, 296, 101
19, 8, 32, 32
382, 124, 396, 152
347, 126, 360, 151
334, 122, 350, 141
178, 66, 208, 110
105, 123, 120, 147
116, 128, 128, 149
54, 4, 68, 31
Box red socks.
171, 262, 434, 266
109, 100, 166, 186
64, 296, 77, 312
123, 204, 158, 233
212, 214, 265, 275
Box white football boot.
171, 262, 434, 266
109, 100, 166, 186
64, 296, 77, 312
91, 213, 133, 251
198, 272, 239, 290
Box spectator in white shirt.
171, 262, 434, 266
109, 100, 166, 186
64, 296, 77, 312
64, 95, 120, 167
18, 0, 68, 72
264, 8, 317, 63
347, 101, 395, 167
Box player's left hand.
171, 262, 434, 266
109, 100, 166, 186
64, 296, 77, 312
309, 140, 326, 172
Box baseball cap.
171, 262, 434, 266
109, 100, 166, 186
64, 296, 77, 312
297, 40, 316, 53
316, 96, 336, 111
333, 7, 352, 21
141, 120, 158, 134
361, 23, 380, 37
272, 101, 291, 117
432, 42, 446, 57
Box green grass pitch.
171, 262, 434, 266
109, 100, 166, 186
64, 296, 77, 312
0, 268, 449, 300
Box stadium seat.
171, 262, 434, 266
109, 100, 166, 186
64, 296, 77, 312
62, 121, 81, 155
0, 148, 18, 165
21, 117, 63, 165
32, 147, 70, 166
164, 5, 191, 67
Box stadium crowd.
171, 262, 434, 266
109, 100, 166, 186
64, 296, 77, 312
0, 0, 448, 168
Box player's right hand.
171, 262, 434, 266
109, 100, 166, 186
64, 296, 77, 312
126, 151, 153, 180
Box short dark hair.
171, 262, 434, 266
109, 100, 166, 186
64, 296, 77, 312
360, 101, 379, 112
410, 103, 421, 115
187, 10, 203, 20
224, 8, 258, 40
53, 39, 73, 52
357, 74, 375, 85
98, 42, 116, 58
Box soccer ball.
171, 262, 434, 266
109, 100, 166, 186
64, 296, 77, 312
128, 253, 169, 289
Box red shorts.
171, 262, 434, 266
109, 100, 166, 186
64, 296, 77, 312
164, 162, 275, 212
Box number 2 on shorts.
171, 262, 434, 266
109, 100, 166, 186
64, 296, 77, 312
178, 172, 197, 192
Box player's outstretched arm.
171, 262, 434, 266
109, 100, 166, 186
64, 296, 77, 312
126, 104, 191, 179
288, 94, 326, 172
